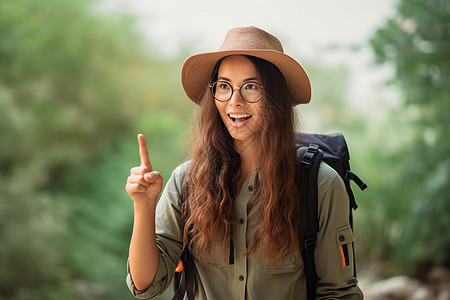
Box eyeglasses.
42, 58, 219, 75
209, 80, 264, 103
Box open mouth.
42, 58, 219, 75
228, 113, 252, 122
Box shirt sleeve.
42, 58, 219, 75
126, 161, 190, 299
315, 163, 364, 299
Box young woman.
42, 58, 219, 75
125, 26, 363, 299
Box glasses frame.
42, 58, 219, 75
209, 80, 264, 103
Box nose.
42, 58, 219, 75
228, 87, 245, 106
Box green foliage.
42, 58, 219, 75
297, 63, 358, 133
0, 0, 192, 298
63, 110, 189, 300
370, 0, 450, 274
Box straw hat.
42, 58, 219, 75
181, 26, 311, 105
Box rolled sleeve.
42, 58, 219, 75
315, 163, 363, 299
126, 255, 170, 299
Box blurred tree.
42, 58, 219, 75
370, 0, 450, 273
0, 0, 188, 298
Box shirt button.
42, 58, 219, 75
239, 275, 244, 281
339, 235, 345, 242
248, 185, 254, 192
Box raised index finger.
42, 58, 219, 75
137, 134, 153, 170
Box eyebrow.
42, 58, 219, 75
217, 76, 260, 83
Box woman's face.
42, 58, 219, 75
214, 55, 265, 145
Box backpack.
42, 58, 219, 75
173, 132, 367, 300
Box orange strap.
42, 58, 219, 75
175, 260, 184, 272
338, 245, 346, 267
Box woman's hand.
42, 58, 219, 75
126, 134, 163, 208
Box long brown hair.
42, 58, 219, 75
183, 55, 300, 263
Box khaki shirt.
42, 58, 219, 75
127, 161, 363, 299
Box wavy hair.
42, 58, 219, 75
183, 55, 300, 263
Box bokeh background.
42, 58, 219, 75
1, 0, 449, 299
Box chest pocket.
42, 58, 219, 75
192, 235, 229, 269
258, 252, 303, 274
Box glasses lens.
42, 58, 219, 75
241, 82, 263, 103
211, 81, 231, 102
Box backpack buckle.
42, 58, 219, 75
304, 237, 317, 252
301, 144, 320, 167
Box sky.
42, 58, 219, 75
103, 0, 398, 129
105, 0, 395, 59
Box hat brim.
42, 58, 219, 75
181, 50, 311, 105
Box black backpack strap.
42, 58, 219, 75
173, 248, 195, 300
185, 260, 196, 299
172, 267, 195, 300
172, 270, 183, 300
297, 143, 323, 300
173, 180, 196, 300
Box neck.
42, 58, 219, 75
234, 139, 259, 183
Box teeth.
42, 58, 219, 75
229, 114, 251, 118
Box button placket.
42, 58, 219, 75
233, 173, 255, 298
